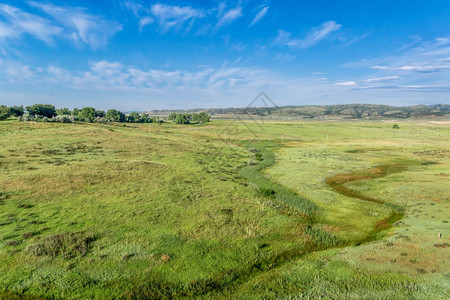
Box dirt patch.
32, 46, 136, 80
325, 164, 408, 205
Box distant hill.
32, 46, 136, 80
146, 104, 450, 120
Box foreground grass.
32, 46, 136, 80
0, 119, 448, 298
0, 121, 315, 298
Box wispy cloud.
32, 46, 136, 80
216, 6, 243, 29
371, 64, 450, 73
335, 81, 356, 86
0, 4, 62, 45
150, 3, 204, 33
364, 76, 399, 83
28, 1, 122, 49
139, 17, 154, 32
249, 6, 269, 27
276, 21, 342, 48
122, 0, 145, 17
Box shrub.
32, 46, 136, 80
393, 124, 400, 129
19, 112, 35, 122
26, 232, 96, 259
94, 116, 108, 123
52, 115, 75, 123
260, 187, 276, 198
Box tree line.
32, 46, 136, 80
0, 104, 210, 124
167, 112, 210, 124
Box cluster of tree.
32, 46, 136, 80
168, 112, 211, 124
0, 105, 25, 120
0, 104, 164, 124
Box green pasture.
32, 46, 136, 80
0, 119, 448, 299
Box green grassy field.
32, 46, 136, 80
0, 119, 448, 299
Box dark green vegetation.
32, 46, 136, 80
0, 119, 448, 299
147, 103, 450, 120
168, 112, 211, 124
0, 104, 211, 124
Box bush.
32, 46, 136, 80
52, 115, 75, 123
260, 187, 276, 198
94, 117, 108, 123
393, 124, 400, 129
26, 232, 96, 259
19, 112, 35, 122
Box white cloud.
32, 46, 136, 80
150, 3, 204, 33
0, 20, 17, 39
274, 29, 291, 45
0, 4, 62, 45
249, 6, 269, 27
364, 76, 399, 83
122, 0, 144, 17
139, 17, 154, 32
371, 64, 450, 72
216, 7, 243, 28
335, 81, 356, 86
276, 21, 342, 48
28, 1, 122, 49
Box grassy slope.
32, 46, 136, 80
0, 119, 448, 298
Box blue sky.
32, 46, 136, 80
0, 0, 449, 110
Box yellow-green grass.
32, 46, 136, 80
0, 119, 448, 299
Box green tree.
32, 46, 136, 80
72, 108, 80, 118
56, 108, 71, 116
168, 113, 177, 121
127, 112, 140, 123
95, 110, 105, 118
106, 109, 125, 122
174, 113, 189, 124
0, 105, 10, 120
26, 104, 56, 118
140, 113, 152, 123
78, 107, 96, 122
192, 112, 210, 124
9, 106, 24, 117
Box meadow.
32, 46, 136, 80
0, 119, 448, 299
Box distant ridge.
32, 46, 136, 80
146, 104, 450, 120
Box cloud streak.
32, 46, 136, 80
150, 3, 204, 33
276, 21, 342, 48
216, 7, 243, 29
249, 6, 269, 27
335, 81, 356, 86
364, 76, 399, 83
371, 64, 450, 73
